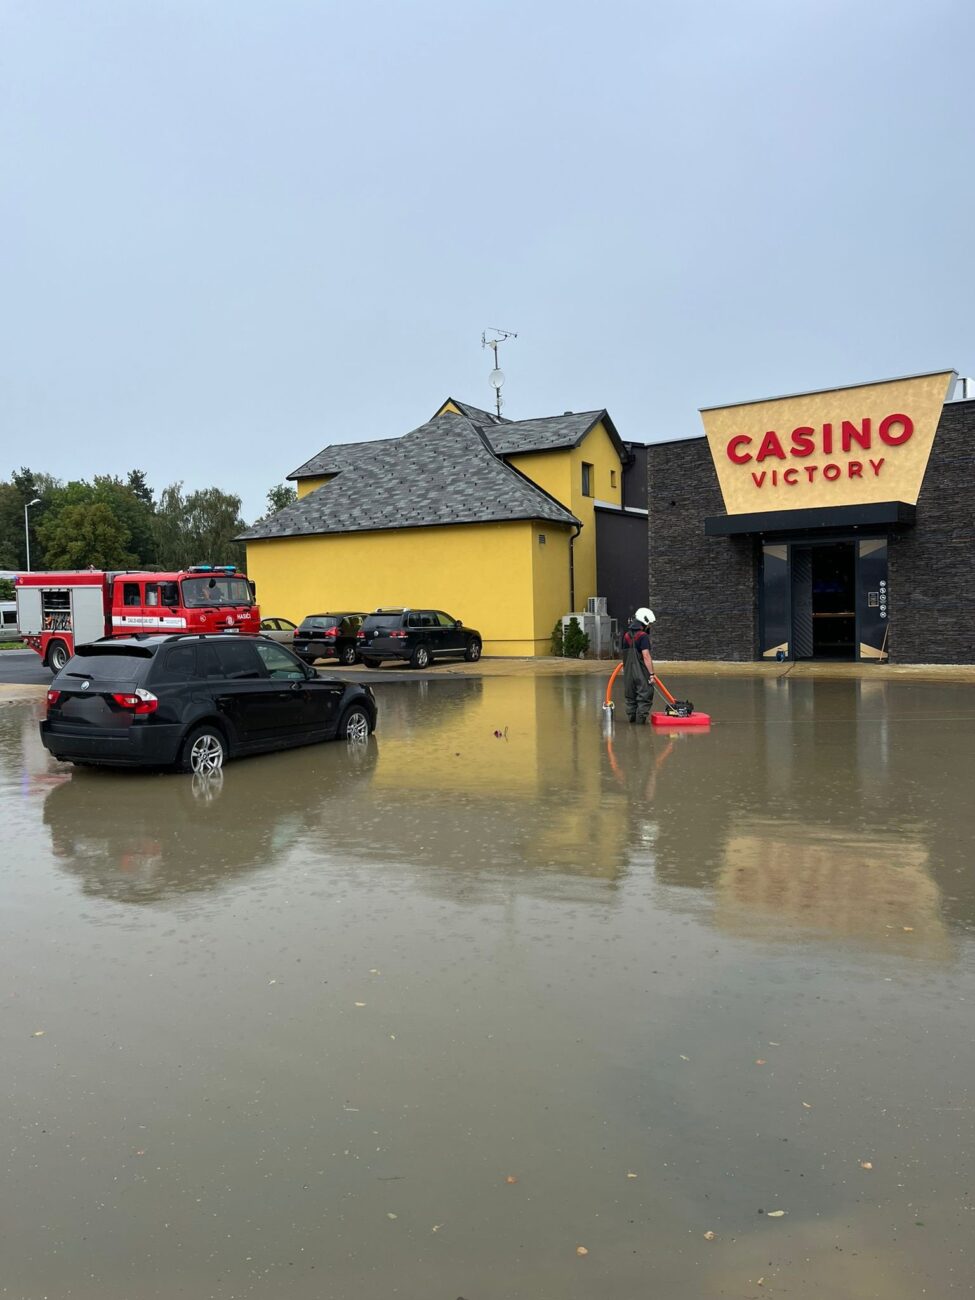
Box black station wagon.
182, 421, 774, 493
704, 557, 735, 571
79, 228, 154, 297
41, 634, 376, 774
356, 608, 482, 669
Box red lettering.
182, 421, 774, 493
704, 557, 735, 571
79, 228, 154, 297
823, 463, 841, 481
822, 422, 833, 454
783, 467, 799, 484
878, 413, 913, 446
790, 427, 815, 457
848, 461, 863, 479
805, 466, 817, 482
727, 434, 753, 464
841, 418, 871, 452
870, 457, 885, 476
751, 471, 766, 488
756, 430, 787, 462
771, 470, 779, 486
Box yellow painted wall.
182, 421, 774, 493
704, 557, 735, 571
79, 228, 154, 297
245, 520, 573, 656
295, 475, 334, 499
507, 420, 623, 611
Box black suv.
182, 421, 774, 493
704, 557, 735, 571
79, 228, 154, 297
357, 608, 482, 669
40, 634, 376, 774
294, 613, 365, 666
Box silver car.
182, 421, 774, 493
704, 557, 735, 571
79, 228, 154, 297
259, 617, 297, 645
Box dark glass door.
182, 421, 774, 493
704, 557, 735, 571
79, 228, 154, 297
759, 544, 790, 659
857, 539, 889, 661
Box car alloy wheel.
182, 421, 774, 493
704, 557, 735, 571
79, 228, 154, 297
186, 729, 225, 775
465, 638, 481, 662
341, 707, 370, 742
411, 644, 430, 669
339, 644, 357, 666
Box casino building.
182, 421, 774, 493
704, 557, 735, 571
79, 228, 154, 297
648, 370, 974, 664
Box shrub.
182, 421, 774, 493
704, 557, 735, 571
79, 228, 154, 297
563, 616, 590, 659
550, 620, 564, 655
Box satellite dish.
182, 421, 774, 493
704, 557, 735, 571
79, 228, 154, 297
489, 368, 505, 389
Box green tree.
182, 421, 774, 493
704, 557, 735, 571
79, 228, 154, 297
153, 483, 246, 569
37, 502, 135, 569
126, 469, 155, 508
0, 578, 14, 600
265, 482, 297, 515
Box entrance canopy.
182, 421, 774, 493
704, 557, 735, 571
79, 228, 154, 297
705, 500, 915, 537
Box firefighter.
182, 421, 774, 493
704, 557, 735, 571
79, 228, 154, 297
622, 607, 656, 724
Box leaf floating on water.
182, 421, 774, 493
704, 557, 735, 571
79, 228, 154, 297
431, 1223, 443, 1232
801, 1102, 812, 1109
626, 1171, 638, 1179
903, 926, 914, 933
386, 1212, 398, 1220
31, 1030, 45, 1038
679, 1054, 690, 1061
504, 1175, 518, 1184
354, 1002, 366, 1007
767, 1210, 785, 1218
860, 1160, 874, 1170
703, 1230, 716, 1241
757, 1278, 765, 1286
575, 1245, 589, 1257
755, 1059, 767, 1066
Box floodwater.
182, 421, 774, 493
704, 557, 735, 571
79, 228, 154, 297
1, 675, 974, 1300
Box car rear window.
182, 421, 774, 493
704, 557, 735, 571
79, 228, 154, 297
62, 649, 153, 682
300, 616, 340, 630
363, 613, 405, 630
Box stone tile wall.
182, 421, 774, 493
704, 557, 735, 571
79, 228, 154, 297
888, 399, 975, 663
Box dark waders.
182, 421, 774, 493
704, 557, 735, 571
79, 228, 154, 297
623, 634, 653, 724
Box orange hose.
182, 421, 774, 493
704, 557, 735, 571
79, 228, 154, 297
604, 662, 623, 707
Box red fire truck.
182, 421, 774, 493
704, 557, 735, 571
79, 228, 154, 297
15, 566, 261, 672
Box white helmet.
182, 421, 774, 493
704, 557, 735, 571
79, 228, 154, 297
635, 607, 655, 626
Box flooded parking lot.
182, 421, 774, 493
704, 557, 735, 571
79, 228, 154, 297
2, 673, 974, 1299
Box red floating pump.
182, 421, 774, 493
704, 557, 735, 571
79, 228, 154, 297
649, 675, 712, 728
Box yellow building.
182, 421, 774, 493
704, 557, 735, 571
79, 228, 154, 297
241, 398, 648, 656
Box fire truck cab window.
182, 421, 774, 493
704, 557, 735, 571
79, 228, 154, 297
182, 576, 253, 608
159, 582, 179, 606
145, 584, 159, 606
123, 583, 141, 607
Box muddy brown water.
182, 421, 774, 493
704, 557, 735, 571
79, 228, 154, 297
1, 675, 974, 1299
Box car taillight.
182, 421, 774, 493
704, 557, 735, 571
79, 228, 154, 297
324, 626, 339, 638
111, 688, 158, 715
390, 630, 408, 639
46, 689, 61, 709
356, 630, 366, 639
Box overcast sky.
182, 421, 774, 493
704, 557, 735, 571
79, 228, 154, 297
2, 0, 973, 521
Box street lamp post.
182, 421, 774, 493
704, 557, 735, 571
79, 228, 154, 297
24, 498, 42, 572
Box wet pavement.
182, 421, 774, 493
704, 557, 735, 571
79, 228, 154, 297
2, 674, 974, 1299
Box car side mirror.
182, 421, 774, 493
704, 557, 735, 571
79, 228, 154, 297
454, 620, 462, 629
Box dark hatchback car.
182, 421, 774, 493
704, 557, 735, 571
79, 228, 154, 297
40, 634, 377, 774
357, 608, 482, 669
293, 613, 365, 666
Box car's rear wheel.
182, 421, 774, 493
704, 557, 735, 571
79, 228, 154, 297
338, 704, 372, 742
410, 644, 431, 669
47, 639, 70, 673
464, 638, 482, 662
362, 658, 382, 668
339, 643, 357, 666
179, 724, 227, 775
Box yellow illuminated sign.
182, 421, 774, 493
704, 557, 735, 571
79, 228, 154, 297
701, 371, 955, 514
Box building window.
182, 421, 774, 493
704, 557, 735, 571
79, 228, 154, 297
581, 462, 594, 497
610, 469, 617, 489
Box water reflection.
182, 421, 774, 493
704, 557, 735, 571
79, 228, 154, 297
22, 671, 975, 939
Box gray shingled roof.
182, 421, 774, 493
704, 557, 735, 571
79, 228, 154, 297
241, 414, 580, 541
289, 437, 398, 480
437, 397, 510, 427
486, 410, 607, 455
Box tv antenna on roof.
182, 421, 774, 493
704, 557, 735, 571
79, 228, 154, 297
481, 327, 518, 417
